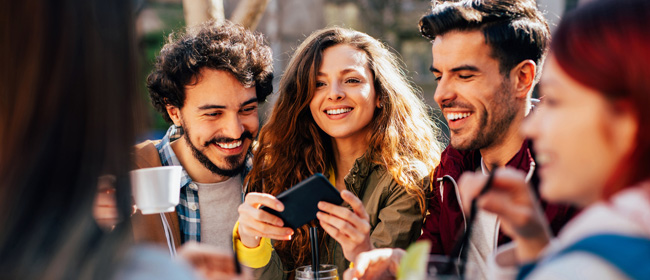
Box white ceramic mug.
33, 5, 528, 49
129, 166, 182, 214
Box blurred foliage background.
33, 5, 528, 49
135, 0, 580, 140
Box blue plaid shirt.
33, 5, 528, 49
155, 125, 251, 244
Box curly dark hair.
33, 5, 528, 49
147, 20, 274, 123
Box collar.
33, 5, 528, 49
479, 140, 536, 182
156, 125, 192, 188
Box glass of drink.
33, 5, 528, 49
295, 264, 338, 280
427, 255, 477, 280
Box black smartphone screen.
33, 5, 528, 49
260, 173, 344, 229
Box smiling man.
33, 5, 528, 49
417, 0, 576, 276
132, 20, 274, 252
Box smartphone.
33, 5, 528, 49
260, 173, 344, 229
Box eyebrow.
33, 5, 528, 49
197, 97, 258, 110
317, 68, 362, 76
430, 65, 480, 73
241, 97, 258, 107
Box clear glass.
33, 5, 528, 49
295, 264, 339, 280
426, 255, 476, 280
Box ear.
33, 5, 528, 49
610, 100, 639, 158
375, 89, 382, 108
510, 60, 536, 99
166, 105, 183, 127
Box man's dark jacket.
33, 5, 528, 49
419, 140, 578, 255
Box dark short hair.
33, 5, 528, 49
147, 20, 274, 123
419, 0, 550, 80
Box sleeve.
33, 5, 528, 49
418, 172, 446, 254
487, 242, 520, 280
232, 221, 273, 268
252, 250, 288, 280
525, 252, 629, 280
232, 222, 287, 280
369, 180, 424, 250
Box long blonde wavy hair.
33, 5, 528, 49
246, 27, 443, 270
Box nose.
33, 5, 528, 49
521, 105, 541, 140
222, 113, 245, 139
327, 81, 345, 101
433, 77, 456, 108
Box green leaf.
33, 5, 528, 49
397, 240, 431, 280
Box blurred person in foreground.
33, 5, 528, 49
95, 19, 274, 254
235, 27, 443, 279
345, 0, 650, 279
416, 0, 576, 276
0, 1, 247, 279
462, 0, 650, 278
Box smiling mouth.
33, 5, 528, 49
326, 108, 353, 115
215, 140, 243, 149
447, 112, 471, 121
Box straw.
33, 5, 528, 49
309, 226, 320, 279
444, 166, 497, 278
231, 239, 242, 275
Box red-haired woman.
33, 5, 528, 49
455, 0, 650, 279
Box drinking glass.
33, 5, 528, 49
427, 255, 476, 280
295, 264, 338, 280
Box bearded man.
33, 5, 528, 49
132, 19, 273, 252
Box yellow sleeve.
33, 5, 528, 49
232, 221, 274, 268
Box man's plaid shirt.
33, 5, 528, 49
155, 125, 251, 244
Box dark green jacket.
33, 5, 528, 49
253, 156, 425, 279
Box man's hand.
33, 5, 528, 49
343, 248, 405, 280
457, 168, 551, 263
178, 242, 252, 280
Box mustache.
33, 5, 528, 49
441, 100, 473, 110
203, 131, 255, 147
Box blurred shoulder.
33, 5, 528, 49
113, 245, 199, 280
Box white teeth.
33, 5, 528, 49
326, 108, 353, 115
216, 140, 242, 149
447, 112, 471, 121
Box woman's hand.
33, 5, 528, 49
457, 167, 551, 263
343, 248, 405, 280
236, 192, 294, 248
317, 190, 373, 262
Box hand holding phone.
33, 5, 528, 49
260, 173, 344, 229
237, 192, 293, 248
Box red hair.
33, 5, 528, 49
552, 0, 650, 196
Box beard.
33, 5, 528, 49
450, 81, 518, 151
181, 121, 254, 178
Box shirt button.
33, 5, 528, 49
189, 183, 198, 190
189, 203, 198, 211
